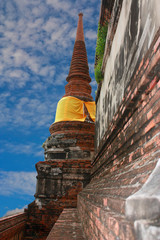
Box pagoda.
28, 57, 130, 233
25, 13, 95, 239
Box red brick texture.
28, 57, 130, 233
25, 120, 95, 239
75, 13, 84, 42
65, 14, 93, 102
0, 213, 27, 240
78, 30, 160, 240
49, 121, 95, 151
25, 159, 90, 239
46, 209, 85, 240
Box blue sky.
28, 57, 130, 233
0, 0, 100, 217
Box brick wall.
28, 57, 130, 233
95, 0, 160, 149
78, 0, 160, 239
0, 213, 27, 240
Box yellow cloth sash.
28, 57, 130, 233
54, 96, 96, 123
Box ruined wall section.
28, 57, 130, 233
96, 0, 160, 150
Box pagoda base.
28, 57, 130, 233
25, 159, 91, 239
25, 121, 95, 239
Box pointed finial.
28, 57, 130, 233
65, 12, 92, 100
75, 12, 84, 41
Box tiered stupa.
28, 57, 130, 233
25, 13, 95, 239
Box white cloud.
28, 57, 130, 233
4, 205, 27, 217
39, 65, 55, 77
46, 0, 71, 12
13, 49, 29, 66
0, 91, 57, 128
90, 80, 97, 87
89, 62, 95, 73
85, 30, 97, 40
0, 171, 36, 196
32, 4, 48, 17
35, 150, 44, 157
54, 69, 69, 86
42, 17, 60, 33
1, 142, 44, 157
51, 23, 70, 42
7, 69, 30, 88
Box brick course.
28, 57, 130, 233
0, 213, 27, 240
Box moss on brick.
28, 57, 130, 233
95, 22, 108, 84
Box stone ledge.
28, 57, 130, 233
46, 208, 85, 240
126, 159, 160, 221
134, 219, 160, 240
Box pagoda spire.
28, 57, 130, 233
65, 13, 93, 101
75, 13, 84, 41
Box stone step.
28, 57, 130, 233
46, 208, 86, 240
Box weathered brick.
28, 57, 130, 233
0, 213, 27, 240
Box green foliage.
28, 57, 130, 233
95, 58, 103, 83
95, 22, 108, 84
